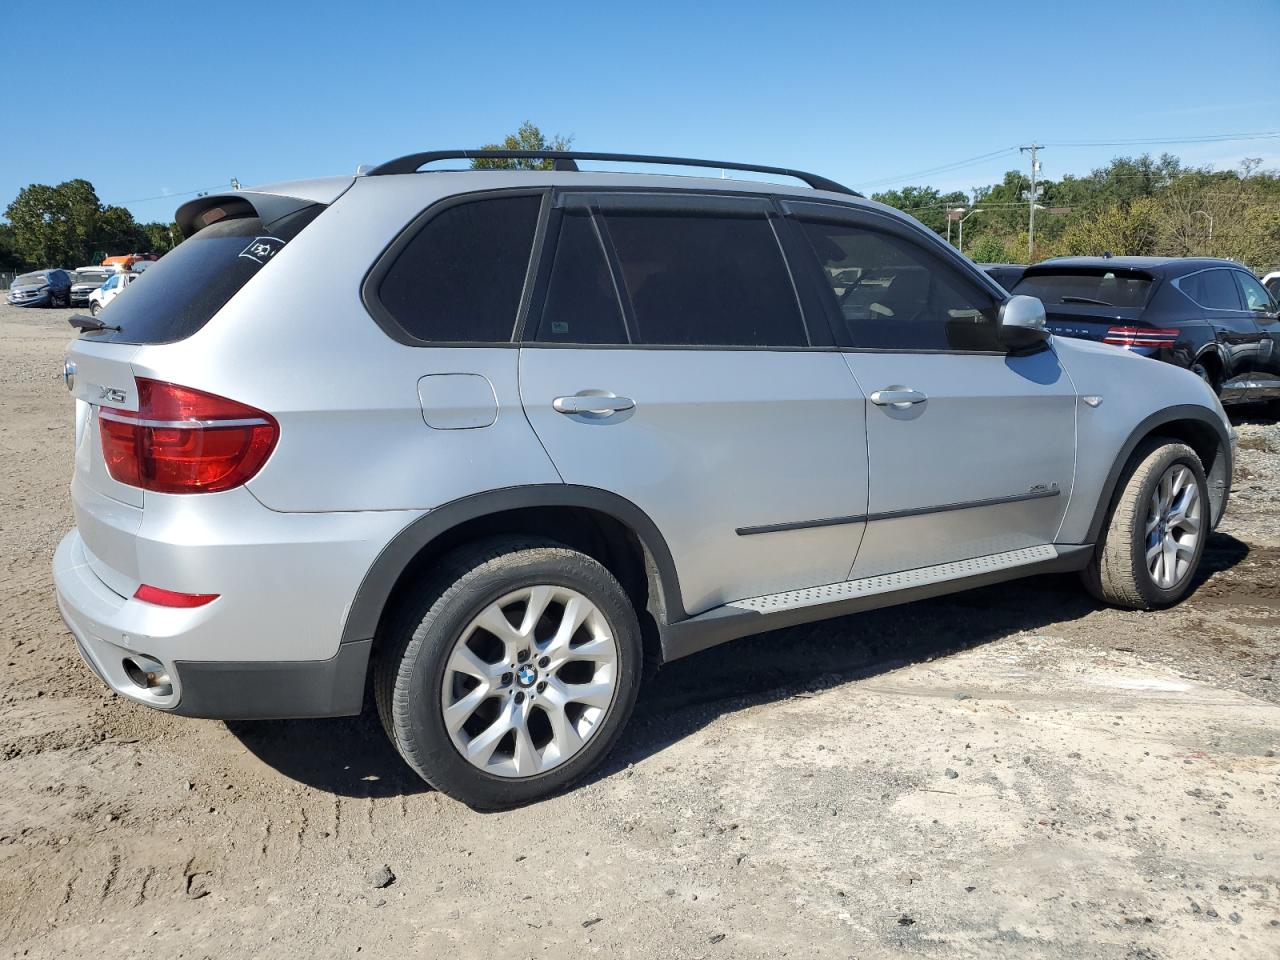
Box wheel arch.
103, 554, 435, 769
1191, 342, 1225, 382
342, 485, 686, 666
1085, 404, 1232, 543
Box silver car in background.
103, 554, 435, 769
71, 267, 113, 306
53, 150, 1233, 809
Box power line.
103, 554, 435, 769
109, 183, 229, 207
1044, 131, 1280, 148
859, 147, 1021, 190
862, 132, 1280, 191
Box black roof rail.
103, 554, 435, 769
364, 150, 860, 196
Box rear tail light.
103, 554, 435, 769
1103, 326, 1179, 348
99, 378, 278, 493
133, 584, 219, 607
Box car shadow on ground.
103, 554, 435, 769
226, 533, 1249, 800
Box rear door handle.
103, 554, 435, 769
870, 388, 928, 408
552, 394, 635, 416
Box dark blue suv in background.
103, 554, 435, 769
1011, 257, 1280, 408
7, 269, 73, 308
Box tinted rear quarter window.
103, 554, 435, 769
89, 206, 323, 345
376, 195, 542, 343
1012, 269, 1153, 308
602, 209, 807, 347
1177, 269, 1242, 311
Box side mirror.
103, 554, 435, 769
998, 295, 1049, 351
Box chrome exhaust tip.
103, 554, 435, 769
122, 655, 173, 697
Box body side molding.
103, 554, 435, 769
734, 486, 1061, 537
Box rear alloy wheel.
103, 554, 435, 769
442, 585, 619, 778
1082, 439, 1209, 609
375, 537, 642, 809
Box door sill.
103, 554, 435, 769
659, 544, 1092, 662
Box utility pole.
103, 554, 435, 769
945, 207, 966, 247
1020, 143, 1043, 258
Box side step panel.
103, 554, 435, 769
658, 544, 1093, 663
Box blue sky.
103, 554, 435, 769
3, 0, 1278, 222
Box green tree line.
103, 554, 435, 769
872, 153, 1280, 270
1, 179, 178, 272
6, 134, 1276, 275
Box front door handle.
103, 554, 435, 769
552, 394, 636, 416
870, 388, 928, 408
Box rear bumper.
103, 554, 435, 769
53, 520, 388, 719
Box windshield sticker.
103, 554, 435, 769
238, 236, 286, 265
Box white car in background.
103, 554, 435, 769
1263, 270, 1280, 301
87, 272, 139, 316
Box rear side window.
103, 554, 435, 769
535, 209, 628, 344
601, 209, 806, 347
1177, 269, 1242, 311
1013, 269, 1153, 308
376, 195, 541, 343
798, 218, 999, 351
90, 206, 322, 345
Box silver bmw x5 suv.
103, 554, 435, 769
54, 150, 1233, 809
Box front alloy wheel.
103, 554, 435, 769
1144, 463, 1202, 590
442, 585, 619, 777
1082, 439, 1210, 609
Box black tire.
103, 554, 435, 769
374, 536, 642, 809
1190, 357, 1221, 396
89, 301, 100, 317
1081, 439, 1209, 609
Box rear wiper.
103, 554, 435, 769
69, 314, 121, 333
1058, 296, 1113, 306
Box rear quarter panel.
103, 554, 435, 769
124, 176, 562, 514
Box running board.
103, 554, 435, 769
658, 544, 1093, 662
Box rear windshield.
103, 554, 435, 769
1012, 269, 1154, 309
87, 205, 322, 344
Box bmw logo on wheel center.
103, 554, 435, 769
516, 664, 538, 688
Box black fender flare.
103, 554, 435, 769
1084, 404, 1232, 544
339, 485, 687, 646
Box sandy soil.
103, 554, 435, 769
1, 303, 1277, 959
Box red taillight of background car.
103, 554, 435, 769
99, 378, 278, 494
1103, 326, 1180, 348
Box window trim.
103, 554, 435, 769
784, 202, 1008, 355
519, 202, 634, 346
521, 188, 820, 350
360, 187, 551, 348
1172, 267, 1246, 313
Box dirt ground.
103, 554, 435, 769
1, 302, 1277, 959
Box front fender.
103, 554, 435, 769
1053, 337, 1232, 544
